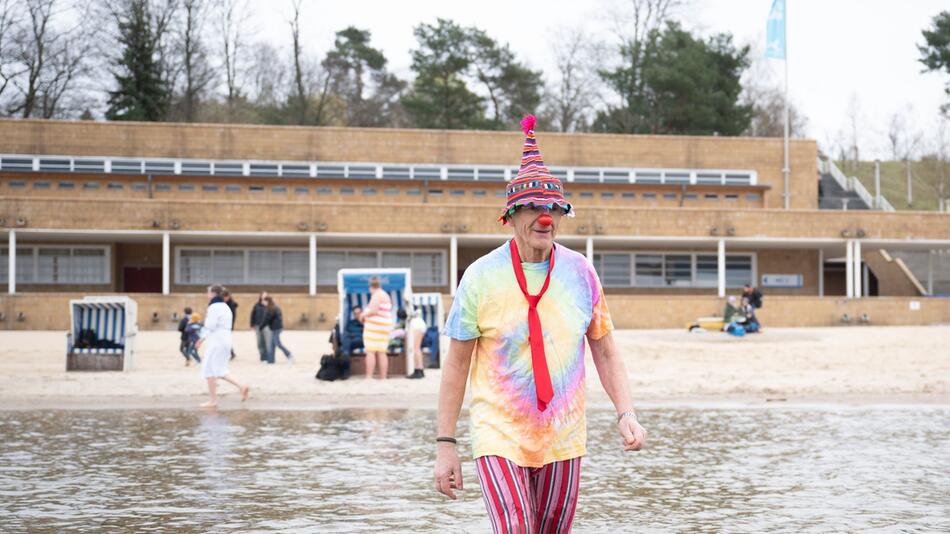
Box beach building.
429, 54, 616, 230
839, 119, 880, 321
1, 118, 948, 330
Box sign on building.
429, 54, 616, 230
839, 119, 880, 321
761, 274, 803, 288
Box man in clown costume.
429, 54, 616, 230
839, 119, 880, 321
434, 115, 648, 533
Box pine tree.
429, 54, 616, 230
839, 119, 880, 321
106, 0, 171, 121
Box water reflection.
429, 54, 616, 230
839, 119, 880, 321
0, 407, 948, 532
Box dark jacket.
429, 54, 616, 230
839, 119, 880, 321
250, 302, 268, 328
265, 307, 284, 331
225, 299, 238, 329
746, 288, 763, 309
177, 317, 189, 342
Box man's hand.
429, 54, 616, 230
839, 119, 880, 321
433, 444, 463, 499
195, 339, 203, 350
618, 416, 648, 451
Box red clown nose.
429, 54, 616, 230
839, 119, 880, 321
537, 214, 553, 227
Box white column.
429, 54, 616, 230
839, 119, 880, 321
927, 249, 934, 296
449, 235, 458, 296
309, 234, 317, 296
585, 237, 594, 263
853, 240, 862, 299
162, 232, 170, 295
7, 230, 15, 295
845, 240, 854, 299
717, 239, 726, 298
818, 248, 824, 297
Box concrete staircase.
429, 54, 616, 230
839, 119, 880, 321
819, 173, 870, 210
890, 250, 950, 296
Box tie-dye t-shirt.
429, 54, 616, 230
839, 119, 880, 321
445, 241, 613, 468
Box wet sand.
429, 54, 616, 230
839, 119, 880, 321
1, 326, 948, 409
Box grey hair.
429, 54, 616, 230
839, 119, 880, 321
207, 284, 225, 297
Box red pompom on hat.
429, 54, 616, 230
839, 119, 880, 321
499, 115, 574, 224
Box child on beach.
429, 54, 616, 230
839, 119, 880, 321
183, 313, 203, 366
177, 307, 193, 364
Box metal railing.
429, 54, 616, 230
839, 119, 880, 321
818, 157, 894, 211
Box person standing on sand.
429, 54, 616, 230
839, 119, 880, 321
357, 276, 393, 379
250, 292, 269, 362
197, 284, 249, 408
434, 116, 647, 533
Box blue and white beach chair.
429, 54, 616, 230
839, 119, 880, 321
66, 296, 138, 371
337, 268, 413, 373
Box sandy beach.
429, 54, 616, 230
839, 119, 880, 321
0, 326, 948, 410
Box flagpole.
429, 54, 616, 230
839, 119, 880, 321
782, 1, 790, 210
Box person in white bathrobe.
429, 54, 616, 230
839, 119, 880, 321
197, 284, 249, 407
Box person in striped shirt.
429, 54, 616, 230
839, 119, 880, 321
357, 276, 393, 379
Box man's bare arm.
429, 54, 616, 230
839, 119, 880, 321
589, 331, 647, 451
434, 338, 477, 499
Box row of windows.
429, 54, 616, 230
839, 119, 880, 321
1, 155, 757, 186
4, 180, 763, 202
176, 248, 446, 287
0, 246, 110, 284
592, 252, 755, 288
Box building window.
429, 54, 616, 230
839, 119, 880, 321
601, 192, 615, 198
683, 193, 698, 200
131, 183, 147, 191
363, 188, 377, 195
294, 187, 309, 194
340, 187, 355, 195
746, 193, 761, 202
384, 188, 400, 196
203, 184, 219, 192
59, 181, 75, 189
406, 188, 421, 196
154, 184, 171, 191
635, 254, 663, 286
580, 192, 594, 198
33, 181, 51, 189
249, 185, 264, 192
664, 255, 692, 286
0, 246, 109, 284
316, 249, 446, 286
428, 189, 443, 197
108, 182, 124, 190
725, 194, 739, 201
704, 193, 718, 200
9, 180, 26, 188
450, 190, 465, 196
663, 193, 677, 200
226, 185, 241, 192
272, 186, 287, 193
176, 248, 310, 286
317, 187, 332, 195
83, 182, 101, 190
622, 192, 635, 199
473, 190, 487, 197
642, 192, 657, 200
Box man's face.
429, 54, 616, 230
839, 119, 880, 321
261, 291, 268, 302
510, 205, 563, 252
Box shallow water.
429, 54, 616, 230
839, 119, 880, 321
1, 406, 948, 533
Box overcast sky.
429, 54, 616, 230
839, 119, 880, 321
246, 0, 947, 158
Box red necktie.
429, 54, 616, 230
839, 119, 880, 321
509, 239, 556, 412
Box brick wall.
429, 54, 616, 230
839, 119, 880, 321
0, 118, 818, 209
1, 292, 946, 331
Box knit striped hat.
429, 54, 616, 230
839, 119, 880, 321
499, 115, 574, 224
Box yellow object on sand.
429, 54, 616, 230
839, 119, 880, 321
687, 317, 725, 332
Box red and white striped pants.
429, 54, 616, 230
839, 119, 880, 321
474, 455, 582, 534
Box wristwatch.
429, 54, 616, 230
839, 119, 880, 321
617, 411, 638, 424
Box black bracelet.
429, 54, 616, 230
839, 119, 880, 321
435, 436, 457, 445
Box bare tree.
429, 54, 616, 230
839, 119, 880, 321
544, 28, 603, 132
739, 46, 806, 138
0, 0, 22, 106
6, 0, 96, 118
217, 0, 249, 115
172, 0, 213, 121
843, 93, 862, 174
247, 40, 284, 107
288, 0, 308, 124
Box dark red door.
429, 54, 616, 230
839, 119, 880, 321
123, 267, 163, 293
